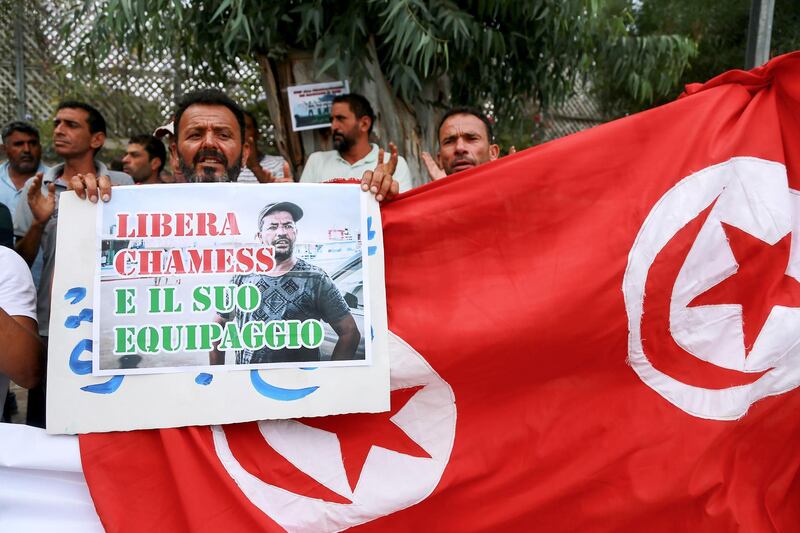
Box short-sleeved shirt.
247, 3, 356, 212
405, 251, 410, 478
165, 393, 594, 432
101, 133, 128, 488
300, 143, 413, 192
0, 246, 37, 417
14, 161, 132, 335
0, 161, 49, 218
222, 258, 351, 364
237, 154, 287, 183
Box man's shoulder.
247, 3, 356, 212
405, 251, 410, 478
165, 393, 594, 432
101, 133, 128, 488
307, 150, 338, 163
105, 170, 134, 186
293, 258, 329, 277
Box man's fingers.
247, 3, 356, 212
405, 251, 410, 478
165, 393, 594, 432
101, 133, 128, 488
421, 151, 445, 180
83, 174, 99, 203
375, 169, 392, 201
282, 161, 293, 180
509, 146, 517, 155
361, 170, 374, 192
98, 174, 112, 202
27, 173, 43, 201
386, 180, 399, 201
47, 182, 56, 195
387, 142, 398, 175
376, 148, 385, 168
69, 174, 87, 199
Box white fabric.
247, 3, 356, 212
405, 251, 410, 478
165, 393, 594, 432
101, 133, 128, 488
0, 423, 102, 532
0, 247, 37, 411
624, 157, 800, 420
0, 247, 36, 320
238, 154, 286, 183
300, 143, 412, 192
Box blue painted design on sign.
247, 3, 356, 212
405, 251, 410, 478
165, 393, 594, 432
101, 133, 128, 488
64, 287, 87, 304
81, 375, 124, 394
65, 308, 94, 328
250, 370, 318, 401
371, 325, 374, 340
368, 246, 377, 256
299, 367, 318, 371
69, 339, 93, 375
195, 373, 213, 385
367, 216, 376, 240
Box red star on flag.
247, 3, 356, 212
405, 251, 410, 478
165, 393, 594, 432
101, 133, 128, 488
298, 385, 431, 492
224, 386, 431, 501
689, 222, 800, 352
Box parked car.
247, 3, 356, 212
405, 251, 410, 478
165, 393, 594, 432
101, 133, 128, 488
320, 253, 365, 360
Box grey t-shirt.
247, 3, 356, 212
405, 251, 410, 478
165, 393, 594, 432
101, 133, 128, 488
14, 161, 132, 335
222, 258, 351, 364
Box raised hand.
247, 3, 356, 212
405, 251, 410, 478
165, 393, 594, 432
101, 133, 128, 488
27, 173, 56, 225
421, 151, 446, 181
361, 143, 400, 202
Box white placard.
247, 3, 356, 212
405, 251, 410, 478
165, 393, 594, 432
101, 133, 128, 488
46, 183, 389, 434
287, 80, 349, 132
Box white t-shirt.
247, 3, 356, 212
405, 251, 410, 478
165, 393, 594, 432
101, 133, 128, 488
238, 154, 287, 183
0, 246, 37, 416
300, 143, 413, 192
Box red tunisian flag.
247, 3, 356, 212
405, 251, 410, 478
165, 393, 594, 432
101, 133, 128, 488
80, 53, 800, 532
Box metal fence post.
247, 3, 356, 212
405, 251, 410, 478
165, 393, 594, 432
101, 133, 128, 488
745, 0, 776, 69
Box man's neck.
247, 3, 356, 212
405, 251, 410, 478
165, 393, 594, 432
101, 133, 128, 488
142, 173, 162, 185
7, 166, 37, 190
339, 139, 372, 165
60, 154, 97, 182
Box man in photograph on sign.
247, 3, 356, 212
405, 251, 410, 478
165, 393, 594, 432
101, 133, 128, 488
210, 201, 360, 365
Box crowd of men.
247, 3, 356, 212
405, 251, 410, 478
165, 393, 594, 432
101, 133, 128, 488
0, 88, 506, 425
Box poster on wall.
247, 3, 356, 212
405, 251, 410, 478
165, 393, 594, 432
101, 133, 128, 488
47, 183, 389, 434
287, 80, 349, 131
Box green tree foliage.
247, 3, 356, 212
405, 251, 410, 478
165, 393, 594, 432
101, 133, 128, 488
65, 0, 696, 154
600, 0, 800, 117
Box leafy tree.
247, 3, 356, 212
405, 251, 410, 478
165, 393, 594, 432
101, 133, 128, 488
598, 0, 800, 117
65, 0, 696, 182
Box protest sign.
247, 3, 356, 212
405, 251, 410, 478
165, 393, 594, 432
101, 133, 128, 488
46, 183, 389, 434
287, 81, 349, 131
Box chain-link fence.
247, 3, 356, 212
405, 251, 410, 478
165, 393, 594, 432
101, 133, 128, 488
0, 0, 274, 159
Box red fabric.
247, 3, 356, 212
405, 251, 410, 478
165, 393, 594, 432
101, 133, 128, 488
80, 52, 800, 532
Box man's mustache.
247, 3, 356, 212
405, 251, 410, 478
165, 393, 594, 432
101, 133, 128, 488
193, 148, 229, 167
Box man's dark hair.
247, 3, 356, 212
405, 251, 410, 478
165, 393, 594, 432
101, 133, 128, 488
437, 107, 494, 143
129, 134, 167, 173
174, 89, 245, 142
332, 93, 376, 134
56, 101, 107, 135
1, 121, 39, 143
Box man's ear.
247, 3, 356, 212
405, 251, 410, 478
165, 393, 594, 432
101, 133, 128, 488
90, 132, 106, 151
150, 157, 162, 174
488, 143, 500, 161
241, 141, 251, 166
360, 116, 372, 135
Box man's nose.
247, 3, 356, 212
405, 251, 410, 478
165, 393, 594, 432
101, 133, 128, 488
200, 130, 220, 147
454, 138, 468, 153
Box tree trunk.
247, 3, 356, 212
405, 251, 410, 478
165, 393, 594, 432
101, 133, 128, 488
256, 40, 450, 187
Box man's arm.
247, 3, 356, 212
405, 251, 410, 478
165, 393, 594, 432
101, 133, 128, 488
329, 313, 360, 360
0, 311, 42, 389
209, 313, 227, 365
